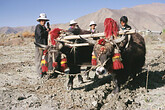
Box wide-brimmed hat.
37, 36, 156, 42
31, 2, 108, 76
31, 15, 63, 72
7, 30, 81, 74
89, 21, 97, 26
69, 20, 77, 26
37, 13, 49, 22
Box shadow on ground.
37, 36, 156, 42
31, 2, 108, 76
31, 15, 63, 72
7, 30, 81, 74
73, 70, 165, 92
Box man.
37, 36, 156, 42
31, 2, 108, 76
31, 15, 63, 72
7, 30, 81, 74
68, 20, 81, 35
89, 21, 98, 34
67, 20, 84, 83
120, 16, 132, 30
35, 13, 50, 78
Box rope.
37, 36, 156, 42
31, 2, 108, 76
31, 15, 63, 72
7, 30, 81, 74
69, 39, 78, 64
47, 66, 96, 76
46, 57, 109, 77
146, 65, 149, 91
111, 40, 120, 52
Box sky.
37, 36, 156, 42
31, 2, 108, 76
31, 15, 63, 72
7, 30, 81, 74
0, 0, 165, 27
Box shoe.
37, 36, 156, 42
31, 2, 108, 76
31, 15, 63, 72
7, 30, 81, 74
78, 75, 84, 84
39, 72, 47, 78
49, 72, 59, 79
39, 73, 43, 78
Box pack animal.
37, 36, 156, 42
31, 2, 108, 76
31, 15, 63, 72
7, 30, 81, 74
48, 28, 94, 90
93, 33, 146, 93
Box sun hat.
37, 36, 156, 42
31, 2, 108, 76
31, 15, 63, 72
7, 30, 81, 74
69, 20, 77, 26
37, 13, 49, 22
89, 21, 97, 26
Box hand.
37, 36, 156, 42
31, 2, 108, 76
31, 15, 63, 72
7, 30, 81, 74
76, 25, 79, 27
62, 29, 67, 32
47, 28, 50, 32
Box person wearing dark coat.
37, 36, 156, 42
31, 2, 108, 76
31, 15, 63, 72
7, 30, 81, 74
120, 16, 132, 30
35, 13, 50, 78
68, 20, 81, 35
35, 24, 48, 45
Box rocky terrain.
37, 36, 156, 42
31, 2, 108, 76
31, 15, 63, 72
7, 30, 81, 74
0, 33, 165, 110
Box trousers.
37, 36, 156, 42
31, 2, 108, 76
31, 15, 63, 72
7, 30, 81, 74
35, 46, 43, 74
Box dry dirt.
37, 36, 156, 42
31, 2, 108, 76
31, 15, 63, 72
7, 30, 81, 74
0, 36, 165, 110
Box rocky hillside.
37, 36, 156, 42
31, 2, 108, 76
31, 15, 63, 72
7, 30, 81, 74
0, 3, 165, 34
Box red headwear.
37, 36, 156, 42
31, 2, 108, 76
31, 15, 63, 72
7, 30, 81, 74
104, 18, 118, 39
49, 28, 62, 45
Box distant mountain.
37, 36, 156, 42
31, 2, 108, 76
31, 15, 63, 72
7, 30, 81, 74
0, 3, 165, 34
0, 26, 35, 34
0, 27, 18, 34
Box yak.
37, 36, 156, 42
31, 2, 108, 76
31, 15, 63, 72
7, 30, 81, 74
40, 28, 95, 90
38, 18, 146, 92
91, 33, 146, 93
60, 43, 93, 90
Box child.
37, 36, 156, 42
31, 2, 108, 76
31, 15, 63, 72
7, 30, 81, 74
120, 16, 132, 30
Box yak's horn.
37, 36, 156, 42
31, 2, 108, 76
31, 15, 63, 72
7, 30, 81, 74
58, 43, 64, 49
34, 42, 50, 50
113, 36, 125, 43
79, 36, 96, 45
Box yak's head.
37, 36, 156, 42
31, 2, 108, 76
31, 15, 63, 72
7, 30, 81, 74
93, 39, 115, 75
92, 36, 128, 75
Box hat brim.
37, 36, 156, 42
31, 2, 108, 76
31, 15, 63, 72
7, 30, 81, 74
90, 24, 97, 26
37, 18, 49, 22
69, 23, 77, 26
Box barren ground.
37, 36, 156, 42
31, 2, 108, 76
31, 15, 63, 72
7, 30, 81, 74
0, 36, 165, 110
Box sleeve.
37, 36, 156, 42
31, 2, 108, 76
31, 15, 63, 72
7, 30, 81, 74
42, 27, 48, 39
37, 25, 48, 38
68, 27, 81, 35
68, 28, 74, 33
126, 25, 132, 30
35, 25, 42, 38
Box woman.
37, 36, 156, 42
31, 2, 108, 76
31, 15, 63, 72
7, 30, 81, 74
35, 13, 50, 78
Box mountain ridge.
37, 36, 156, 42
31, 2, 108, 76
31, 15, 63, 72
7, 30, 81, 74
1, 3, 165, 34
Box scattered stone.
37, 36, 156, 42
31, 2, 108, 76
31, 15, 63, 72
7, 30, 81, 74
0, 35, 165, 110
16, 69, 22, 72
92, 101, 98, 107
35, 86, 41, 90
17, 96, 26, 101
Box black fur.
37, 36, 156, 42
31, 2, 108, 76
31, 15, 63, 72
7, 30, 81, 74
94, 33, 146, 93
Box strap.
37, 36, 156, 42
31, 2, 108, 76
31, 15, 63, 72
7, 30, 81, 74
125, 34, 131, 48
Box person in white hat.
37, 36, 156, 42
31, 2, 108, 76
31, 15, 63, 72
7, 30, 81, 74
35, 13, 50, 78
68, 20, 81, 35
89, 21, 98, 34
84, 21, 99, 80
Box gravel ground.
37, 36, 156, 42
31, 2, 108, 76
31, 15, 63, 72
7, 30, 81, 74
0, 37, 165, 110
